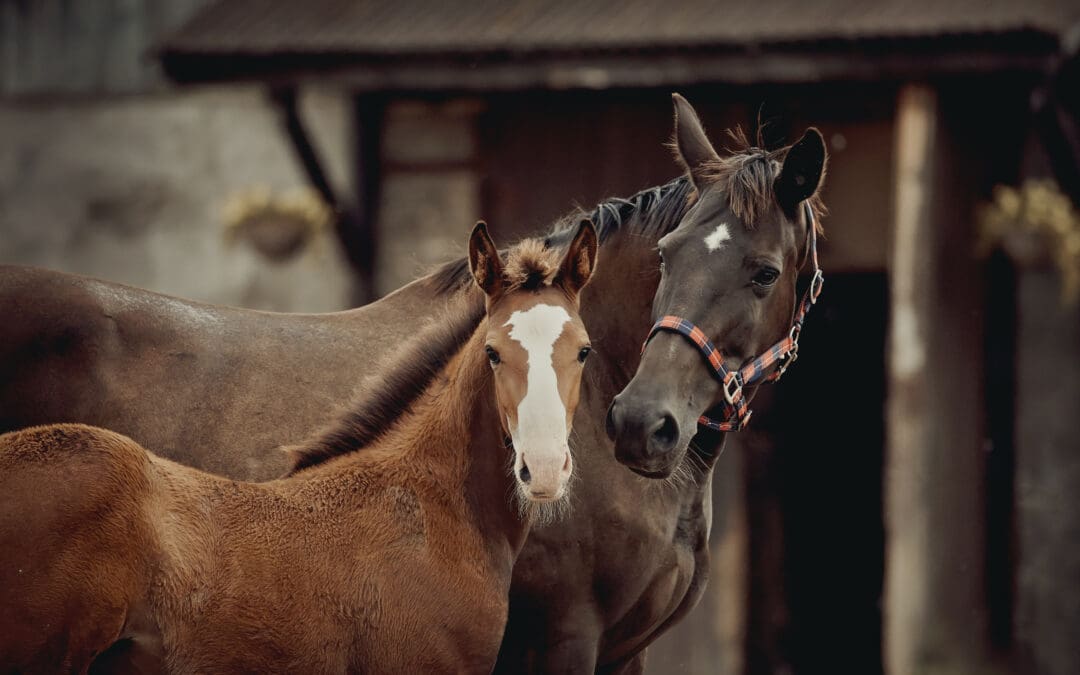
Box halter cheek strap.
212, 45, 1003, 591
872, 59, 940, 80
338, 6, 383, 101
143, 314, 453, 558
641, 202, 824, 432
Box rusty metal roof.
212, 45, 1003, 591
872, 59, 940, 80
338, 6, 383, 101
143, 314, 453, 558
159, 0, 1080, 87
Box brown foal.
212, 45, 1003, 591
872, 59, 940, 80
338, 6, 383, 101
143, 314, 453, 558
0, 222, 597, 673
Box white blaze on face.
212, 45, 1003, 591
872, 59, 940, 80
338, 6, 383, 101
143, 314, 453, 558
504, 303, 572, 488
704, 223, 731, 252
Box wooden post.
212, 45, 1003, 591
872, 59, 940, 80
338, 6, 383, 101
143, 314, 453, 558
884, 84, 990, 675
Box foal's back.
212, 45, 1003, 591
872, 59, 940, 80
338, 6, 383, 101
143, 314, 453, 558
0, 424, 155, 672
0, 424, 505, 673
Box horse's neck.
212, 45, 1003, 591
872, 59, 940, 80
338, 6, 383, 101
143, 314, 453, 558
577, 187, 726, 477
579, 229, 663, 403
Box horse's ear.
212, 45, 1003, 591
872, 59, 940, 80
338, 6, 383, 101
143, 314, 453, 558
775, 128, 827, 218
468, 221, 504, 297
556, 219, 598, 299
672, 93, 720, 185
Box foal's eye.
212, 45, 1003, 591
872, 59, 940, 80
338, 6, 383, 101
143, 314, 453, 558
752, 267, 780, 288
485, 346, 501, 366
577, 346, 592, 363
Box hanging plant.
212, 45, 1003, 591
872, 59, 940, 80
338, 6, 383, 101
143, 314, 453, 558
223, 186, 335, 263
977, 179, 1080, 304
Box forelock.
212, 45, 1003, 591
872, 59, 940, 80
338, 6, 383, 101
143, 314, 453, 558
693, 127, 826, 231
503, 238, 561, 292
695, 128, 782, 226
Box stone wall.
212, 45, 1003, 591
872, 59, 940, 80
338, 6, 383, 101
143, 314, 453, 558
0, 86, 357, 312
375, 98, 483, 294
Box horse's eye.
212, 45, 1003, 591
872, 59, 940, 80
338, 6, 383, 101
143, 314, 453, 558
578, 346, 592, 363
752, 267, 780, 287
485, 346, 501, 365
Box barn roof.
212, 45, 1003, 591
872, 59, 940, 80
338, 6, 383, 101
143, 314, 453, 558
159, 0, 1080, 89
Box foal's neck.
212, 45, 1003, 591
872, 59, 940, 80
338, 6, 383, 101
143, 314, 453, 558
314, 320, 527, 565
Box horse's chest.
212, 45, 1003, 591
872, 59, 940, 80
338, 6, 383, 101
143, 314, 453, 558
594, 497, 711, 655
606, 525, 698, 617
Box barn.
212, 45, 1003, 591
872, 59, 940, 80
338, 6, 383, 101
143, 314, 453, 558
3, 1, 1080, 673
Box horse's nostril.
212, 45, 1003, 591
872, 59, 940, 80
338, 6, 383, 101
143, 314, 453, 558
650, 414, 679, 453
562, 453, 571, 472
605, 400, 620, 440
518, 464, 532, 484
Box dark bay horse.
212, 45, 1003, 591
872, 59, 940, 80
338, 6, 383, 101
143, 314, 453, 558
0, 224, 597, 673
0, 94, 827, 672
606, 99, 826, 482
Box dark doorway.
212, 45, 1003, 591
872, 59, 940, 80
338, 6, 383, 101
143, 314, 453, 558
748, 272, 888, 675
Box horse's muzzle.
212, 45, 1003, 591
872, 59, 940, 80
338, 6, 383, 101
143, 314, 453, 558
606, 393, 683, 477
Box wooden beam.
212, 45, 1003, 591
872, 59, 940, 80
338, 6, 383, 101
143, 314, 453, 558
161, 49, 1052, 94
884, 84, 990, 675
270, 87, 381, 304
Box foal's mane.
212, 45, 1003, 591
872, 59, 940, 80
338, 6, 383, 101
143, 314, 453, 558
287, 240, 567, 475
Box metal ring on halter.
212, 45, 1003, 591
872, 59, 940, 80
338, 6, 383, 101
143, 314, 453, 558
775, 343, 799, 379
810, 268, 825, 304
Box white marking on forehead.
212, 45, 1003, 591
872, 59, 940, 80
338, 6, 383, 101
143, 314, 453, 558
704, 223, 731, 252
504, 303, 572, 446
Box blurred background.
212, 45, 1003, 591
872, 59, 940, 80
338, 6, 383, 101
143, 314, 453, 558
2, 1, 1080, 674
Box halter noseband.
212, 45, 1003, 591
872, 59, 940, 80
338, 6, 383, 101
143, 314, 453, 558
641, 202, 824, 432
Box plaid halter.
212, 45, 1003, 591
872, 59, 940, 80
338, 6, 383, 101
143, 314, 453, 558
641, 202, 824, 432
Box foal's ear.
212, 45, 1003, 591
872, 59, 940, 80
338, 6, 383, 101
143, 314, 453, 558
468, 221, 504, 296
672, 93, 720, 185
556, 220, 598, 299
775, 128, 827, 218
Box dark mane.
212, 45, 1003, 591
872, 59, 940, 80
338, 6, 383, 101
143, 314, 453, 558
430, 176, 694, 295
287, 293, 485, 474
430, 130, 826, 298
697, 126, 827, 231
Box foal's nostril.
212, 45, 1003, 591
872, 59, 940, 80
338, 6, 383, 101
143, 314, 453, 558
562, 453, 571, 472
518, 464, 532, 484
649, 414, 679, 454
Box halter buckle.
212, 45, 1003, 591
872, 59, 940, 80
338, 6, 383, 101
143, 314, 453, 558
810, 269, 825, 304
722, 373, 743, 405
